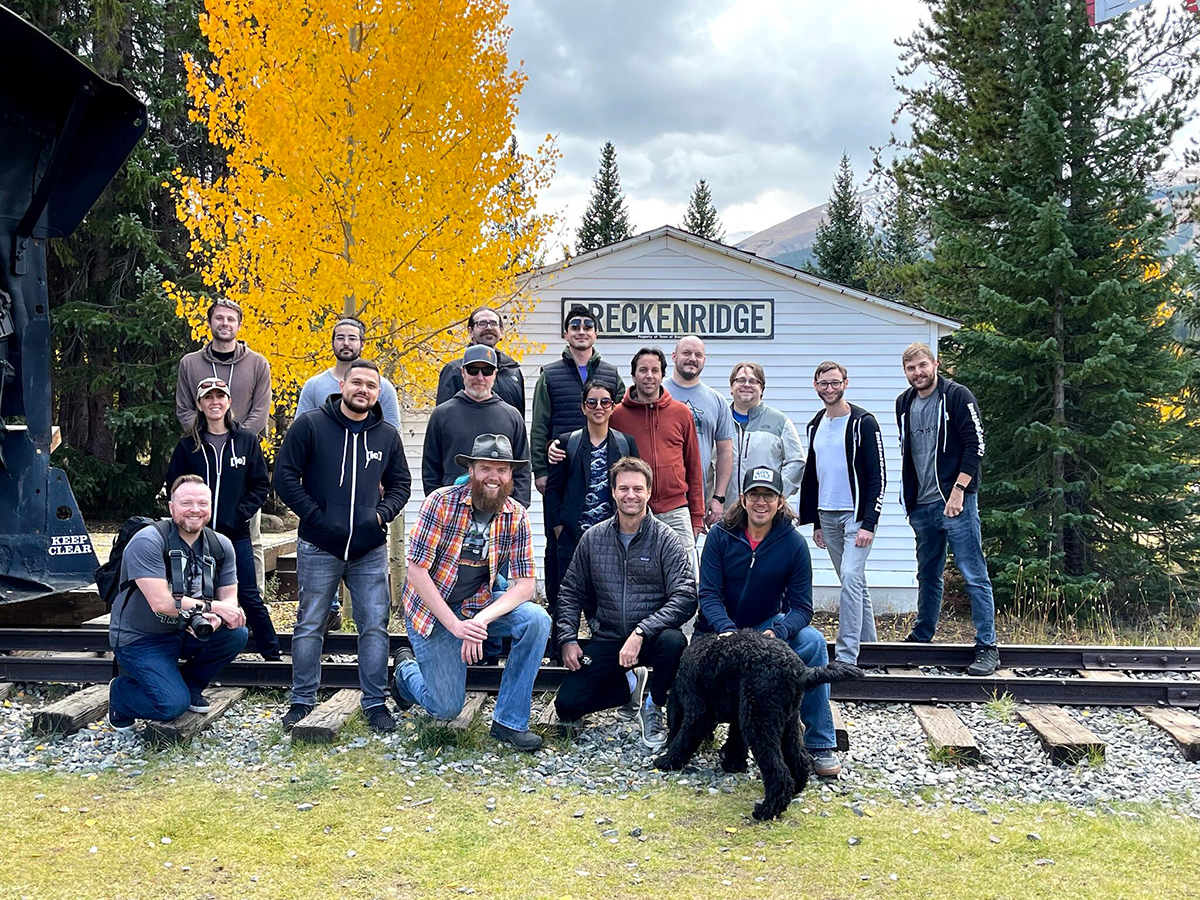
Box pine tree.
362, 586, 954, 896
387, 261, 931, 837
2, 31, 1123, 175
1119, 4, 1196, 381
576, 142, 634, 253
861, 183, 925, 302
896, 0, 1200, 608
808, 153, 869, 290
681, 179, 725, 241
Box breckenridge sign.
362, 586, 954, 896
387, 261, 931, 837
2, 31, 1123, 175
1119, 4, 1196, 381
566, 298, 774, 341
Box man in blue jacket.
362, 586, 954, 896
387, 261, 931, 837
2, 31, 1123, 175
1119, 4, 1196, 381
274, 359, 412, 732
697, 467, 842, 777
896, 342, 998, 676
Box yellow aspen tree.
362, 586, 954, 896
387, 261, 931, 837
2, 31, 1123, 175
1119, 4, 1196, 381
167, 0, 556, 404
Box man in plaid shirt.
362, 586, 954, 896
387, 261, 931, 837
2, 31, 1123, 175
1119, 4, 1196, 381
390, 434, 551, 751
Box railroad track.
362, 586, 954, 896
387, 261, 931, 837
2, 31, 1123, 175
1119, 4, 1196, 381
2, 629, 1198, 759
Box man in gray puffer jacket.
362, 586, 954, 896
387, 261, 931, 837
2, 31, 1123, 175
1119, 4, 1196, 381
555, 456, 697, 750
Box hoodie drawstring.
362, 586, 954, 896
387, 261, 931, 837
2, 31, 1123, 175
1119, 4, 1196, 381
338, 430, 350, 488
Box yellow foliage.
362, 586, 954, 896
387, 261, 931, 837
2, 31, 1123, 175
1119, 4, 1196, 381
169, 0, 556, 406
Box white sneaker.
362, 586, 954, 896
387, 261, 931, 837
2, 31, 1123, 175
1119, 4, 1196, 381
617, 666, 648, 721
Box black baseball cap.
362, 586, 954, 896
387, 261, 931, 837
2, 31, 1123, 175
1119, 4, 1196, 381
742, 467, 784, 496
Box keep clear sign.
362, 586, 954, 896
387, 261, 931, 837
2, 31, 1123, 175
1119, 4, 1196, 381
570, 299, 774, 340
48, 534, 95, 556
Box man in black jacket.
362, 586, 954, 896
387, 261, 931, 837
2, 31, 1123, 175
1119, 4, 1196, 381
423, 345, 531, 506
434, 307, 526, 416
274, 359, 412, 732
555, 456, 696, 751
798, 361, 885, 665
896, 343, 998, 676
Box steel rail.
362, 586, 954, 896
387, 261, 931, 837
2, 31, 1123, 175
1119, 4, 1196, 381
2, 629, 1198, 671
1, 655, 1195, 708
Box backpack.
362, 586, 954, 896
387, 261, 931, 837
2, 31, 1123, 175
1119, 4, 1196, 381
564, 429, 633, 472
95, 518, 226, 611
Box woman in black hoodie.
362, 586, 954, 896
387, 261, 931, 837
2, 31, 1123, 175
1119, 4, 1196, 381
165, 376, 280, 660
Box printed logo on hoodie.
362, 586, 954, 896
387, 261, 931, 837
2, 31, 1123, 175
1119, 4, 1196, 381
365, 449, 383, 464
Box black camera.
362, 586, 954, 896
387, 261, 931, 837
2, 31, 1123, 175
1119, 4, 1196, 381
178, 607, 214, 640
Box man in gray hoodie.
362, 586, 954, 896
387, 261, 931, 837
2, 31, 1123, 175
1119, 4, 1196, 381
175, 298, 273, 593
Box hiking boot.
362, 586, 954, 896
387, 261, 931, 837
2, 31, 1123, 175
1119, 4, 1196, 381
324, 607, 343, 634
107, 710, 135, 733
617, 666, 648, 721
389, 646, 416, 710
967, 646, 1000, 677
282, 703, 312, 730
812, 751, 842, 778
557, 719, 585, 741
187, 692, 211, 714
639, 704, 667, 751
490, 721, 543, 752
365, 705, 397, 733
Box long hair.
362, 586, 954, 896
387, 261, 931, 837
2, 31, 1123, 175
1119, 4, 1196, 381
190, 404, 237, 452
720, 495, 797, 531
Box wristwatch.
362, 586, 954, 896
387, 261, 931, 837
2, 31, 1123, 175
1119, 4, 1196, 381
634, 625, 645, 637
712, 494, 726, 503
953, 483, 968, 492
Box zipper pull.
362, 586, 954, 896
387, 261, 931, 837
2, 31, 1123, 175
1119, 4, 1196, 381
749, 551, 756, 569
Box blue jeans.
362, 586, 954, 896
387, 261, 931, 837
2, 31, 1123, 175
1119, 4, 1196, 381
758, 615, 836, 751
909, 494, 997, 647
292, 540, 391, 710
111, 625, 248, 722
395, 600, 551, 731
232, 536, 280, 659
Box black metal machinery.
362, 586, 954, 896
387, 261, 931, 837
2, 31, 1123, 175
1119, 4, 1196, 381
0, 5, 147, 604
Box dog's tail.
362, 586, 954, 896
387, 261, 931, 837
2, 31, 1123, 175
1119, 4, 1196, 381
796, 660, 865, 692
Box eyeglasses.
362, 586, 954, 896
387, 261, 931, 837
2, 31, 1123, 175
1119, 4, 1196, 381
473, 319, 502, 330
815, 380, 845, 389
732, 377, 761, 386
745, 490, 778, 504
583, 397, 615, 409
464, 364, 496, 377
567, 318, 596, 331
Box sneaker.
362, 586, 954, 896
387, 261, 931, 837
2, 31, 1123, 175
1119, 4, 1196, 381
903, 632, 927, 643
556, 719, 585, 741
967, 646, 1000, 677
490, 721, 543, 752
639, 704, 667, 751
617, 666, 648, 721
282, 703, 312, 730
106, 710, 135, 733
389, 647, 416, 711
812, 751, 842, 778
365, 705, 397, 733
187, 692, 211, 714
324, 607, 343, 634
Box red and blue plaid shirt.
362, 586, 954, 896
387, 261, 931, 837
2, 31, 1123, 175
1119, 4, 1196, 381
402, 484, 535, 637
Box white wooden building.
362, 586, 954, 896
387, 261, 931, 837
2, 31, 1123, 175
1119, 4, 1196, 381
397, 226, 959, 612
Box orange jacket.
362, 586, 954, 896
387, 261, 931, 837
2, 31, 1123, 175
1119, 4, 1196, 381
610, 387, 705, 530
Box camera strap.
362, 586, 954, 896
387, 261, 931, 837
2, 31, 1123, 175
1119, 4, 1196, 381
165, 526, 217, 608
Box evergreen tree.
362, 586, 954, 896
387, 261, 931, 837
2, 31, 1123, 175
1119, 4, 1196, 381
576, 142, 634, 253
808, 153, 869, 290
681, 178, 725, 241
896, 0, 1200, 608
861, 183, 926, 303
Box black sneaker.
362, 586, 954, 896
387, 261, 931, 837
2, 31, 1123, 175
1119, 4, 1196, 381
107, 710, 135, 732
365, 705, 397, 733
618, 666, 648, 721
639, 704, 667, 751
903, 633, 927, 643
324, 607, 343, 634
490, 721, 543, 752
187, 692, 211, 714
967, 646, 1000, 677
282, 703, 312, 730
389, 647, 416, 710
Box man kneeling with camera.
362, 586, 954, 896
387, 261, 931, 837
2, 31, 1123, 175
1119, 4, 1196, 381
107, 475, 248, 730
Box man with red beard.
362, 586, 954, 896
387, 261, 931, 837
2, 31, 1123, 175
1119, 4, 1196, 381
391, 434, 551, 752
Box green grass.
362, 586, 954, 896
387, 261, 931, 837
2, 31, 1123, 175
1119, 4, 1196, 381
2, 757, 1197, 900
984, 690, 1017, 722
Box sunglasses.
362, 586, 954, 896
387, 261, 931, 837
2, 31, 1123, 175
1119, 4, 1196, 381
567, 318, 596, 331
464, 364, 496, 377
583, 397, 615, 409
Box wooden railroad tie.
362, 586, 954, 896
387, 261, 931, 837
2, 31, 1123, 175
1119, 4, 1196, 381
829, 701, 849, 752
0, 682, 14, 702
885, 666, 979, 762
450, 692, 488, 730
1017, 704, 1105, 765
144, 687, 246, 748
31, 683, 110, 736
291, 689, 363, 743
1135, 707, 1200, 762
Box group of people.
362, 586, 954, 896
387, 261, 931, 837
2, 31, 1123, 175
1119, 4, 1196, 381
106, 298, 1000, 778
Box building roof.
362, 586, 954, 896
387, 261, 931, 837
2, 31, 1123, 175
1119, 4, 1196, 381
533, 225, 961, 331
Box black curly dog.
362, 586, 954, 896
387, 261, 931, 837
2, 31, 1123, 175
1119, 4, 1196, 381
655, 629, 864, 820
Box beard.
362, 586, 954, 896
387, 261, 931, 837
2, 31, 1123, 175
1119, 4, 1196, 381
470, 475, 514, 513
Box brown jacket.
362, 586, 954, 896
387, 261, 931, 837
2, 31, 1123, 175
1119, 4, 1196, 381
176, 341, 272, 436
609, 387, 705, 530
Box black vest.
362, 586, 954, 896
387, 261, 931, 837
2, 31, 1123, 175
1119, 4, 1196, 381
544, 355, 621, 436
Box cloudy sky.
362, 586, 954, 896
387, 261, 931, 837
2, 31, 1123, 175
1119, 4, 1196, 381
506, 0, 930, 245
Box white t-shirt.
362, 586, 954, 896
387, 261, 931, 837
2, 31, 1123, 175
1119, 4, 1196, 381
814, 413, 854, 511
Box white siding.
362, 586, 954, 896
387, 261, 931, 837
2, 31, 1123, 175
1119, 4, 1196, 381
398, 233, 956, 611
